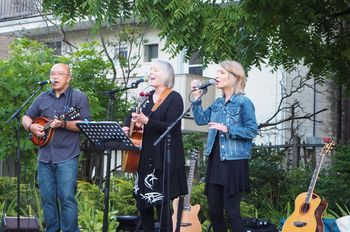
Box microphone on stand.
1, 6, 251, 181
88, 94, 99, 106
194, 79, 216, 90
129, 75, 149, 88
35, 79, 55, 85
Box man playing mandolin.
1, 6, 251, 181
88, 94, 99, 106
22, 63, 91, 232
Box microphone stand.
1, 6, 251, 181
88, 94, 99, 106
153, 88, 208, 232
6, 86, 45, 232
99, 83, 141, 232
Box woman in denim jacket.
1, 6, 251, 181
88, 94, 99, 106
191, 60, 258, 232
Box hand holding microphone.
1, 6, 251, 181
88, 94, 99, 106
191, 79, 216, 100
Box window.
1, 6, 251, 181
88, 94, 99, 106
45, 41, 62, 55
188, 52, 203, 75
144, 44, 158, 62
114, 47, 128, 67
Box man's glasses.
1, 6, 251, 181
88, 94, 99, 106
50, 72, 69, 76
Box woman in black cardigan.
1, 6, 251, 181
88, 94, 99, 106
123, 60, 188, 231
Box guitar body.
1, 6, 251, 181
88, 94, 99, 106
30, 107, 79, 147
122, 125, 143, 173
282, 192, 328, 232
122, 92, 150, 173
122, 128, 143, 173
31, 117, 55, 147
172, 197, 201, 232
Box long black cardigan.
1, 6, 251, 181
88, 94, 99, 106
124, 90, 187, 177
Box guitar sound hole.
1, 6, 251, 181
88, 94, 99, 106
301, 203, 310, 213
293, 221, 307, 227
180, 223, 192, 227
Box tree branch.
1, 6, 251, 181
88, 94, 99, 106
258, 108, 328, 129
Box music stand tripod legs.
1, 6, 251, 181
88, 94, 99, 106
76, 121, 139, 232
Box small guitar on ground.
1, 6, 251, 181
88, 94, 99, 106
31, 107, 80, 147
282, 138, 335, 232
172, 149, 202, 232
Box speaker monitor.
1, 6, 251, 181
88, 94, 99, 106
1, 216, 40, 232
244, 218, 279, 232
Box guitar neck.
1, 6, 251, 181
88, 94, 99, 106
305, 152, 326, 203
184, 158, 196, 209
43, 114, 66, 130
129, 105, 141, 137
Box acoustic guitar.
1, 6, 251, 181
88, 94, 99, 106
282, 138, 335, 232
172, 149, 201, 232
122, 92, 150, 173
30, 107, 80, 147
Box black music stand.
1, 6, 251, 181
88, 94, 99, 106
77, 121, 139, 232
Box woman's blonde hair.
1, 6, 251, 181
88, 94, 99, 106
153, 60, 175, 88
220, 60, 246, 94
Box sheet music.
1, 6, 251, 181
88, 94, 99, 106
77, 121, 139, 150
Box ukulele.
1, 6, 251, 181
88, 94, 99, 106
30, 107, 80, 147
122, 91, 150, 173
282, 138, 335, 232
172, 149, 201, 232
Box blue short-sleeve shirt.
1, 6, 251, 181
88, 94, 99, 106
25, 88, 91, 163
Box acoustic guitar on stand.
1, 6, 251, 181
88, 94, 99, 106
31, 107, 80, 147
122, 91, 150, 173
282, 138, 335, 232
172, 149, 201, 232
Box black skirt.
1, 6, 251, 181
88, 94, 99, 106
205, 134, 250, 196
134, 151, 187, 210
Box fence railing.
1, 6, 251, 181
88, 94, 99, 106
0, 0, 41, 21
255, 137, 329, 170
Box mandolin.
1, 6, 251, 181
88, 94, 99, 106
282, 138, 335, 232
30, 107, 80, 147
172, 149, 202, 232
122, 91, 150, 173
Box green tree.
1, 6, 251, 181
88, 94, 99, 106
318, 144, 350, 211
0, 38, 130, 180
0, 38, 61, 169
42, 0, 350, 89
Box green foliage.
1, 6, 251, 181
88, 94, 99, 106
191, 183, 208, 223
109, 176, 137, 216
0, 38, 131, 172
182, 132, 207, 179
43, 0, 350, 89
137, 0, 350, 88
0, 176, 43, 230
68, 41, 130, 121
250, 147, 286, 205
248, 147, 313, 223
0, 38, 59, 162
42, 0, 135, 28
317, 144, 350, 214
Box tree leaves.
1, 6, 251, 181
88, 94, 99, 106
42, 0, 350, 89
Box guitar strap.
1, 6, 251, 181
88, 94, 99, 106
151, 88, 172, 112
63, 87, 73, 115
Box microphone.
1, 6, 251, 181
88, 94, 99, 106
35, 79, 55, 85
129, 76, 148, 88
194, 79, 216, 90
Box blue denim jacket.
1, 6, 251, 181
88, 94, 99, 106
192, 94, 258, 160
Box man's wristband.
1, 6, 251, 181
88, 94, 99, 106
61, 120, 67, 129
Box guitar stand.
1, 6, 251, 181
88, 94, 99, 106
77, 121, 140, 232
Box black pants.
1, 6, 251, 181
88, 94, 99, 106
139, 202, 172, 232
207, 183, 245, 232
